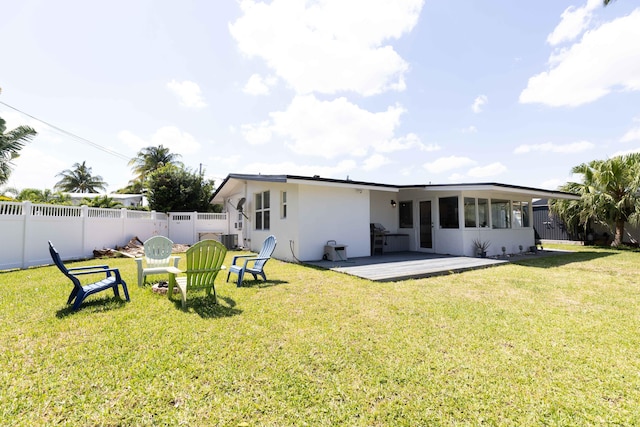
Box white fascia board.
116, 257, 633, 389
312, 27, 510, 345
286, 178, 399, 193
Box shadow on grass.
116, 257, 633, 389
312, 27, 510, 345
237, 279, 288, 288
56, 296, 129, 318
170, 295, 243, 318
510, 250, 615, 269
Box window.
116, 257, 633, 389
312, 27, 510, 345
439, 196, 459, 229
478, 198, 489, 228
464, 197, 476, 227
255, 191, 270, 230
281, 191, 287, 219
512, 201, 530, 228
399, 201, 413, 228
491, 199, 511, 229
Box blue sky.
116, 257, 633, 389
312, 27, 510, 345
1, 0, 640, 193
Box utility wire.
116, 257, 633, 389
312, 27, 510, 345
0, 100, 131, 161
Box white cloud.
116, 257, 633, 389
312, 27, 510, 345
471, 95, 488, 113
229, 0, 423, 96
118, 126, 201, 155
241, 121, 272, 145
546, 0, 600, 46
423, 156, 476, 174
610, 147, 640, 157
362, 153, 390, 171
461, 125, 477, 134
467, 162, 507, 178
167, 79, 207, 109
520, 9, 640, 107
514, 140, 595, 154
240, 159, 357, 177
240, 95, 406, 158
377, 133, 441, 153
621, 126, 640, 143
8, 146, 67, 190
243, 73, 277, 96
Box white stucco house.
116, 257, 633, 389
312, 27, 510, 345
210, 174, 579, 262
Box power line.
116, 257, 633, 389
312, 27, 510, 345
0, 100, 131, 161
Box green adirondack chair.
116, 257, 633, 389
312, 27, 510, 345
167, 240, 227, 309
134, 236, 180, 287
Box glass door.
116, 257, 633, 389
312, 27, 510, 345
419, 200, 433, 251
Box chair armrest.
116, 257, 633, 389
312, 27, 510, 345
67, 265, 110, 272
242, 257, 270, 268
165, 267, 182, 275
231, 254, 257, 265
69, 267, 123, 280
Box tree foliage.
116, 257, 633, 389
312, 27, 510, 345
17, 188, 71, 204
551, 154, 640, 246
0, 117, 37, 185
128, 145, 183, 184
80, 195, 124, 208
54, 161, 107, 193
145, 164, 215, 212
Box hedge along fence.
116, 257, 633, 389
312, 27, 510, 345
0, 201, 229, 270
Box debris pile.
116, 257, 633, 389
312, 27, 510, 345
92, 236, 190, 258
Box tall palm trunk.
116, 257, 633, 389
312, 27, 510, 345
613, 218, 625, 247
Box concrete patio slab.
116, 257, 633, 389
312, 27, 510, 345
305, 250, 568, 282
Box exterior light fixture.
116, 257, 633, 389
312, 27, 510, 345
391, 200, 397, 208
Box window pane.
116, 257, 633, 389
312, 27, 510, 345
464, 197, 476, 227
264, 210, 270, 230
478, 198, 489, 227
522, 202, 529, 227
491, 199, 511, 229
255, 193, 262, 210
256, 211, 263, 229
439, 196, 459, 229
399, 201, 413, 228
264, 191, 270, 209
512, 201, 522, 227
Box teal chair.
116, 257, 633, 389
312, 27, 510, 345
134, 236, 180, 286
168, 240, 227, 309
227, 235, 277, 286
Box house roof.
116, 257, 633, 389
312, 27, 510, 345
210, 174, 579, 203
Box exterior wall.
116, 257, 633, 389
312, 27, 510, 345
297, 184, 370, 261
242, 180, 300, 262
393, 189, 536, 257
369, 189, 400, 233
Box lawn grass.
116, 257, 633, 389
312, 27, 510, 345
2, 245, 640, 425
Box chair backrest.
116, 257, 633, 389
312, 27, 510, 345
184, 240, 227, 290
144, 236, 174, 268
254, 235, 277, 270
48, 241, 80, 287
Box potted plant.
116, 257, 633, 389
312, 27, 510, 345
472, 239, 490, 258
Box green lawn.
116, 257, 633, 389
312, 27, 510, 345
2, 245, 640, 426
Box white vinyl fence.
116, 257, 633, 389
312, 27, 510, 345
0, 201, 231, 270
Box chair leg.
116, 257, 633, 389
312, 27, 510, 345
121, 282, 130, 302
236, 270, 245, 287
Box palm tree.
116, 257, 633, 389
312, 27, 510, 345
128, 145, 183, 184
54, 161, 107, 193
551, 154, 640, 247
80, 195, 123, 208
0, 117, 37, 185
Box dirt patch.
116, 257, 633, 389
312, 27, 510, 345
93, 236, 190, 258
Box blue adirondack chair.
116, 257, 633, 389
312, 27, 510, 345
227, 235, 277, 286
48, 241, 130, 311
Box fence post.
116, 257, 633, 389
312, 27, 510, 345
81, 205, 89, 257
21, 201, 32, 269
